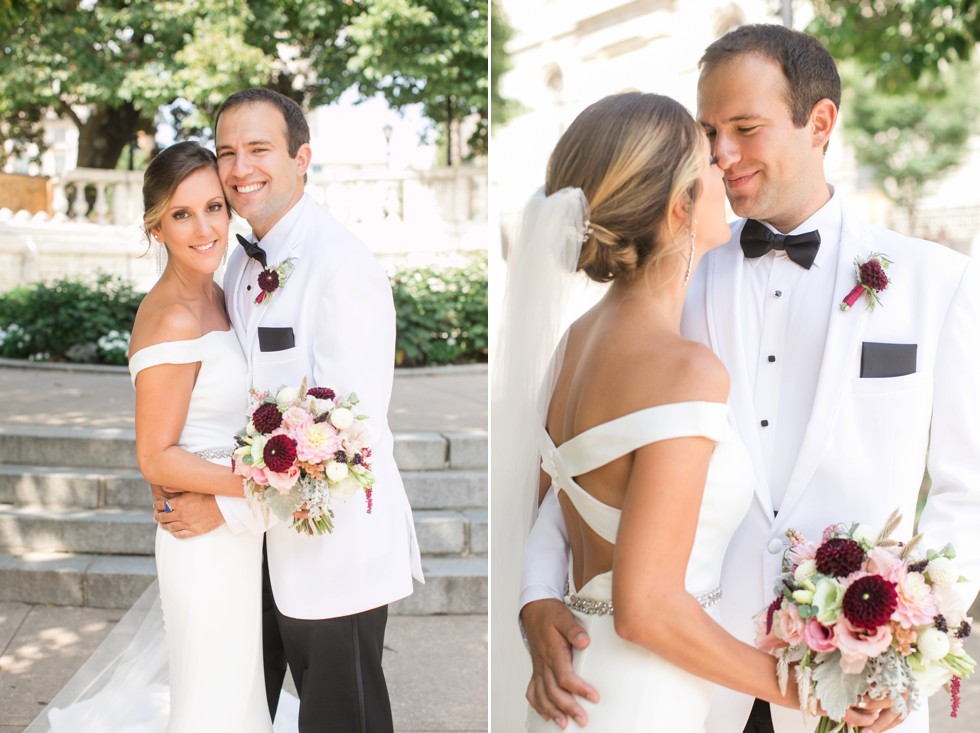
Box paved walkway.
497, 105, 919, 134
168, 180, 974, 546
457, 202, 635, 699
0, 362, 487, 732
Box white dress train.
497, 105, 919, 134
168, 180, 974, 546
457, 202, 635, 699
526, 402, 754, 733
26, 329, 297, 732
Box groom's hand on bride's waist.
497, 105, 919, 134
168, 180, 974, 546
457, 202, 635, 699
153, 492, 225, 538
522, 599, 597, 729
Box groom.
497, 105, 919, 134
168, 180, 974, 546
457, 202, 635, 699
154, 88, 424, 732
520, 24, 980, 733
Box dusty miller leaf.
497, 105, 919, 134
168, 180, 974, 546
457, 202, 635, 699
812, 652, 866, 721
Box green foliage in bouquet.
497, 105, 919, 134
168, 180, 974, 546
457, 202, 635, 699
391, 254, 488, 367
0, 274, 143, 365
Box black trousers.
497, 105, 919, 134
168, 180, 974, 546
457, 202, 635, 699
262, 541, 394, 733
742, 699, 775, 733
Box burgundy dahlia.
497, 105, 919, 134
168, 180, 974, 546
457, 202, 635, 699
842, 575, 898, 630
307, 387, 336, 400
860, 259, 889, 291
264, 434, 298, 473
257, 268, 280, 293
816, 537, 866, 577
252, 402, 283, 434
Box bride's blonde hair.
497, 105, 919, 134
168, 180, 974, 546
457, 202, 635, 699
545, 92, 706, 283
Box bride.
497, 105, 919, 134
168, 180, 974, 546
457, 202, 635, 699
494, 92, 808, 732
27, 141, 295, 732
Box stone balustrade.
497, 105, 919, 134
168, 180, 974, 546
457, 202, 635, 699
0, 164, 488, 294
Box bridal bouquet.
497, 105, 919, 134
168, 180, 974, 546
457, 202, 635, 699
754, 510, 974, 733
232, 380, 375, 535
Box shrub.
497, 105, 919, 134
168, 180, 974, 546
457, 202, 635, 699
390, 254, 488, 367
0, 274, 143, 365
0, 256, 489, 368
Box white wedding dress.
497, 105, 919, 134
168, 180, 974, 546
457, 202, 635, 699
526, 401, 754, 733
28, 329, 297, 732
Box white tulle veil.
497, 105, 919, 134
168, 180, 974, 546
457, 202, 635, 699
490, 186, 606, 730
23, 581, 170, 732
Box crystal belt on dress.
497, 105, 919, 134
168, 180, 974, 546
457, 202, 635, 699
565, 583, 722, 616
194, 448, 234, 461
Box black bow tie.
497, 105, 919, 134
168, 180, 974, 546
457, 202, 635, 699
236, 233, 268, 269
740, 219, 821, 269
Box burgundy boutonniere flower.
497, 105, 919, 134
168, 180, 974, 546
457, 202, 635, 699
840, 253, 891, 311
255, 258, 296, 305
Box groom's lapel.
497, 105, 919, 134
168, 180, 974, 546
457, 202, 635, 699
779, 213, 873, 515
706, 236, 773, 517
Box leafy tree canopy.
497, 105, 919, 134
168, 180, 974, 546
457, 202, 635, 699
0, 0, 486, 169
809, 0, 980, 92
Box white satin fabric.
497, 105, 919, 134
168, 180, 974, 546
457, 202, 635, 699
526, 402, 754, 733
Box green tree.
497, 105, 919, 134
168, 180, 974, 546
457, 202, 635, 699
1, 0, 486, 170
842, 63, 978, 234
490, 0, 519, 129
809, 0, 980, 92
345, 0, 488, 165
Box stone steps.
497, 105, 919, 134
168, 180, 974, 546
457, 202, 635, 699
0, 425, 487, 612
0, 504, 487, 557
0, 550, 487, 614
0, 464, 487, 511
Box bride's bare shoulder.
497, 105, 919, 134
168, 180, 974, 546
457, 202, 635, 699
620, 337, 729, 409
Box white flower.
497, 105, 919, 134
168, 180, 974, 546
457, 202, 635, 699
330, 407, 355, 430
276, 386, 300, 405
851, 523, 877, 546
326, 460, 350, 482
917, 627, 951, 664
330, 475, 362, 501
927, 556, 957, 586
794, 559, 818, 583
812, 577, 845, 624
792, 589, 814, 605
312, 398, 334, 415
249, 435, 268, 467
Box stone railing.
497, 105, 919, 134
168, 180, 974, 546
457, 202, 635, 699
0, 163, 488, 294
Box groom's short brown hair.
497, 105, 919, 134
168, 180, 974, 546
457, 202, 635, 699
214, 88, 311, 158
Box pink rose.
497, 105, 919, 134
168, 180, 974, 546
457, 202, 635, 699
835, 617, 893, 674
866, 546, 904, 580
802, 618, 837, 653
775, 604, 807, 647
754, 608, 788, 654
281, 406, 311, 431
265, 465, 300, 493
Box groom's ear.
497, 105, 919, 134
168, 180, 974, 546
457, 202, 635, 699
294, 143, 312, 178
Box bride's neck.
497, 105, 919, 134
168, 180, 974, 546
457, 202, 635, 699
607, 268, 687, 332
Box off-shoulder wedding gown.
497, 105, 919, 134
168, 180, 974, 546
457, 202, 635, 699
29, 329, 297, 732
526, 401, 754, 733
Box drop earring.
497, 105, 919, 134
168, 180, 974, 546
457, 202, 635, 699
155, 239, 167, 276
683, 226, 696, 286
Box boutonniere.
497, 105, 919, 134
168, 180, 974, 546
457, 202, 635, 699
840, 252, 892, 311
255, 258, 296, 305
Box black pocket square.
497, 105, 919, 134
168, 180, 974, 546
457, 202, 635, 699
258, 326, 295, 353
860, 342, 917, 378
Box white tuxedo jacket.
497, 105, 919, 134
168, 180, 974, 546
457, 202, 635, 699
523, 208, 980, 732
217, 195, 423, 620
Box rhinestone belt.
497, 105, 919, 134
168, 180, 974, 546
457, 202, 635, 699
195, 448, 234, 461
565, 584, 722, 616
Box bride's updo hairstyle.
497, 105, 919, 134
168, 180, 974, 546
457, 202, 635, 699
546, 92, 706, 283
141, 141, 227, 240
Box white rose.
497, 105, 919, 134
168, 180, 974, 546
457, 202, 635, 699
927, 556, 957, 586
326, 460, 350, 483
330, 407, 355, 430
794, 559, 818, 583
330, 476, 362, 501
276, 386, 300, 405
312, 398, 334, 415
917, 627, 951, 664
